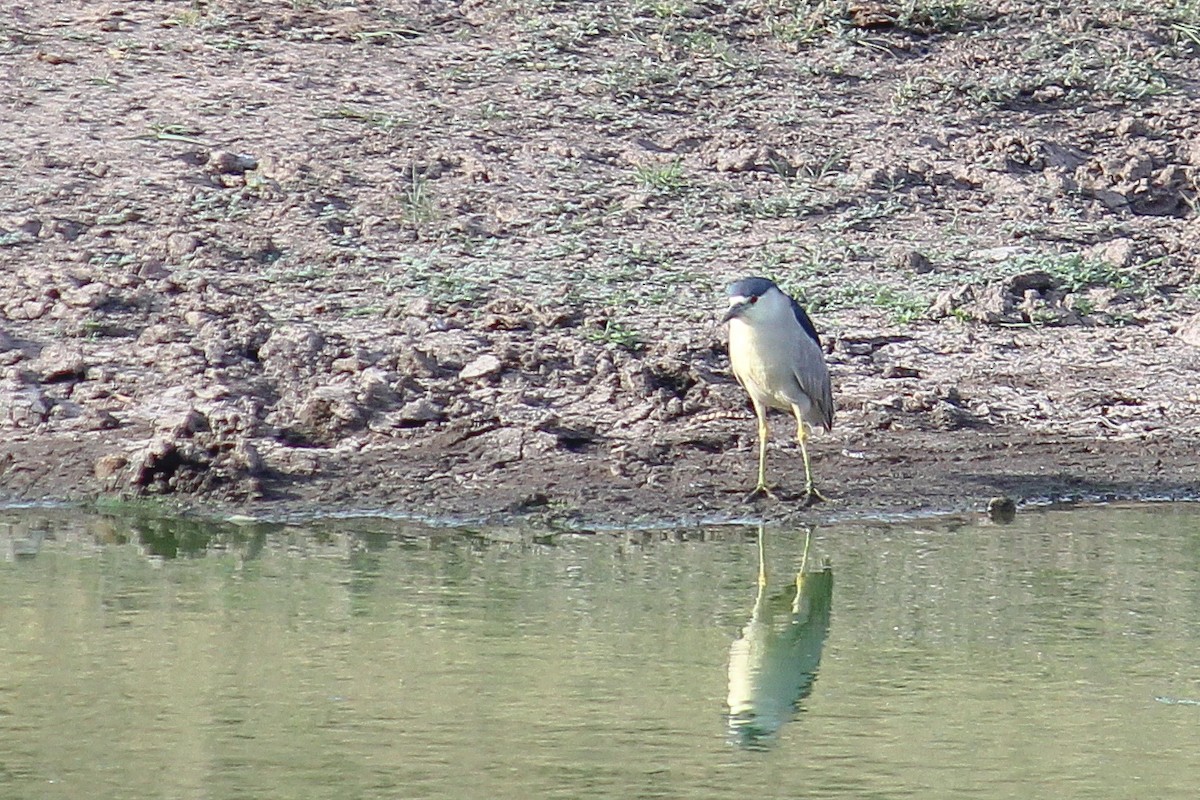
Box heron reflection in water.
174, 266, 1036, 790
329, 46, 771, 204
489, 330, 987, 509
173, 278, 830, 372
726, 526, 833, 750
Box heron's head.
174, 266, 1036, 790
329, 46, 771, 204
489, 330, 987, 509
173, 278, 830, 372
722, 277, 788, 326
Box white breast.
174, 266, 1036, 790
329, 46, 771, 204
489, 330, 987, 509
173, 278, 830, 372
728, 316, 830, 427
729, 319, 802, 411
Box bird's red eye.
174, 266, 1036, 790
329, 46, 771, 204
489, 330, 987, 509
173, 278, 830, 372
749, 296, 758, 304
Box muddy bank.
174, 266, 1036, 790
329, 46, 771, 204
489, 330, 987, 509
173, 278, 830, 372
3, 297, 1199, 528
3, 2, 1200, 527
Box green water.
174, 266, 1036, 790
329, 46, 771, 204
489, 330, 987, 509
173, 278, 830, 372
2, 505, 1200, 799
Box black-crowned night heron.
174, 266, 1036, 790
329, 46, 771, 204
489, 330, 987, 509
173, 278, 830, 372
722, 277, 834, 504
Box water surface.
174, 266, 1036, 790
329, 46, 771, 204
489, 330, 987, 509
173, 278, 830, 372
2, 505, 1199, 799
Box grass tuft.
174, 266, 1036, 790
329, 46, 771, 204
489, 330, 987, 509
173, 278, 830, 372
1001, 253, 1137, 293
634, 159, 688, 194
399, 170, 436, 229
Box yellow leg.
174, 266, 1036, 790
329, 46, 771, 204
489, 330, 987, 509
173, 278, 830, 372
747, 402, 775, 500
751, 526, 769, 619
798, 526, 811, 575
793, 526, 812, 613
793, 409, 828, 506
756, 525, 767, 589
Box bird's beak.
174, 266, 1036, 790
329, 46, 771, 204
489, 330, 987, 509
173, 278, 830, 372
722, 301, 749, 324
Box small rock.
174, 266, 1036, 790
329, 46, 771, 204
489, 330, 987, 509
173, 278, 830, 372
131, 437, 181, 489
509, 492, 551, 511
882, 364, 921, 379
331, 355, 367, 373
208, 150, 258, 174
85, 409, 120, 430
975, 283, 1015, 324
715, 148, 758, 173
949, 165, 985, 188
848, 2, 897, 28
969, 245, 1028, 262
902, 391, 937, 413
158, 408, 210, 438
1118, 154, 1154, 182
907, 159, 932, 178
1085, 238, 1136, 269
856, 167, 886, 189
1156, 164, 1187, 188
358, 367, 398, 408
0, 382, 51, 427
929, 400, 973, 430
259, 325, 326, 378
1178, 313, 1200, 348
1006, 271, 1056, 294
10, 300, 50, 320
986, 496, 1017, 524
94, 453, 129, 479
1044, 168, 1079, 196
235, 441, 264, 475
61, 282, 112, 309
32, 343, 86, 383
405, 297, 434, 317
398, 397, 443, 424
397, 347, 442, 378
203, 401, 252, 437
138, 323, 187, 344
479, 427, 524, 466
296, 387, 367, 436
715, 146, 793, 175
1032, 84, 1065, 103
929, 285, 974, 318
888, 248, 933, 274
166, 232, 202, 258
1115, 116, 1145, 137
621, 192, 651, 211
16, 217, 43, 238
139, 261, 171, 280
459, 354, 503, 381
1090, 187, 1129, 210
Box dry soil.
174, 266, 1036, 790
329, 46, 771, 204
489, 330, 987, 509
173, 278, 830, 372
2, 1, 1200, 528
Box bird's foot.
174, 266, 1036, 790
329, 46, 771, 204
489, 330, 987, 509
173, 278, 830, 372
800, 486, 828, 507
745, 485, 777, 502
